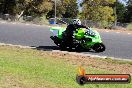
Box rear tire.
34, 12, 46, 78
50, 36, 61, 46
59, 42, 67, 50
93, 43, 105, 52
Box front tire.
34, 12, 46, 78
93, 43, 105, 52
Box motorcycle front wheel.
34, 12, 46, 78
92, 43, 105, 52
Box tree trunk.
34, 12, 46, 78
17, 10, 24, 20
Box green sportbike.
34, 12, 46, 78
50, 27, 105, 52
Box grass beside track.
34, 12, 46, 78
0, 45, 131, 88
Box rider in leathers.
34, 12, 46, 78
64, 19, 88, 46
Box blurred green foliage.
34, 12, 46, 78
0, 0, 131, 28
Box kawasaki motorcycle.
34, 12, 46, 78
50, 27, 105, 52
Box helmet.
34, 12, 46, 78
72, 19, 81, 25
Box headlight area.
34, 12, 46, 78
85, 29, 96, 37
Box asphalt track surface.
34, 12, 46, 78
0, 22, 132, 59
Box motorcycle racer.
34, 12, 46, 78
63, 19, 88, 46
